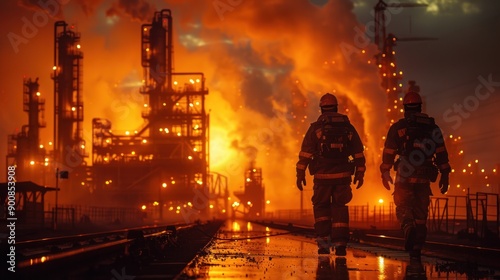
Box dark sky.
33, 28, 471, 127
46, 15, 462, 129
352, 0, 500, 169
1, 0, 499, 206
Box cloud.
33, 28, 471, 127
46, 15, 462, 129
416, 0, 481, 15
106, 0, 157, 22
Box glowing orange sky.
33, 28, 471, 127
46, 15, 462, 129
1, 0, 498, 210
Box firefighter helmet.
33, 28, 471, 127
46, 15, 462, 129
319, 93, 338, 107
403, 92, 422, 105
403, 81, 422, 105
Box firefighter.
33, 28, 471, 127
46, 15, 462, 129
380, 81, 451, 264
296, 93, 366, 255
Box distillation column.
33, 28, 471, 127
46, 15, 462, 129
140, 9, 209, 202
6, 78, 47, 183
52, 21, 87, 197
53, 21, 86, 167
91, 10, 212, 217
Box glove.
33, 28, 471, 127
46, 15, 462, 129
381, 171, 393, 191
296, 177, 306, 191
353, 171, 364, 189
439, 173, 449, 194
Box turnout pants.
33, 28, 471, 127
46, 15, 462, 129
393, 182, 432, 252
312, 183, 352, 248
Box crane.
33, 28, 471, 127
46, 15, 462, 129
374, 0, 428, 51
373, 0, 433, 126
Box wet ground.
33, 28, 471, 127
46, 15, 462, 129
174, 220, 499, 280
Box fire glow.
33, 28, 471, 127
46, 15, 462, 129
4, 0, 389, 209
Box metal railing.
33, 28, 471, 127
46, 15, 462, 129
267, 192, 499, 241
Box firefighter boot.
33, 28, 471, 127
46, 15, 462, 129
334, 245, 347, 256
409, 250, 421, 265
317, 236, 331, 254
403, 223, 416, 251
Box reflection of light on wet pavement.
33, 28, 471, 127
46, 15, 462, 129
176, 220, 493, 279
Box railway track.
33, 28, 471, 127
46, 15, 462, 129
6, 220, 224, 280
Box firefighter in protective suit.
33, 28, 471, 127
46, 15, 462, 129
296, 93, 366, 255
380, 81, 451, 265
